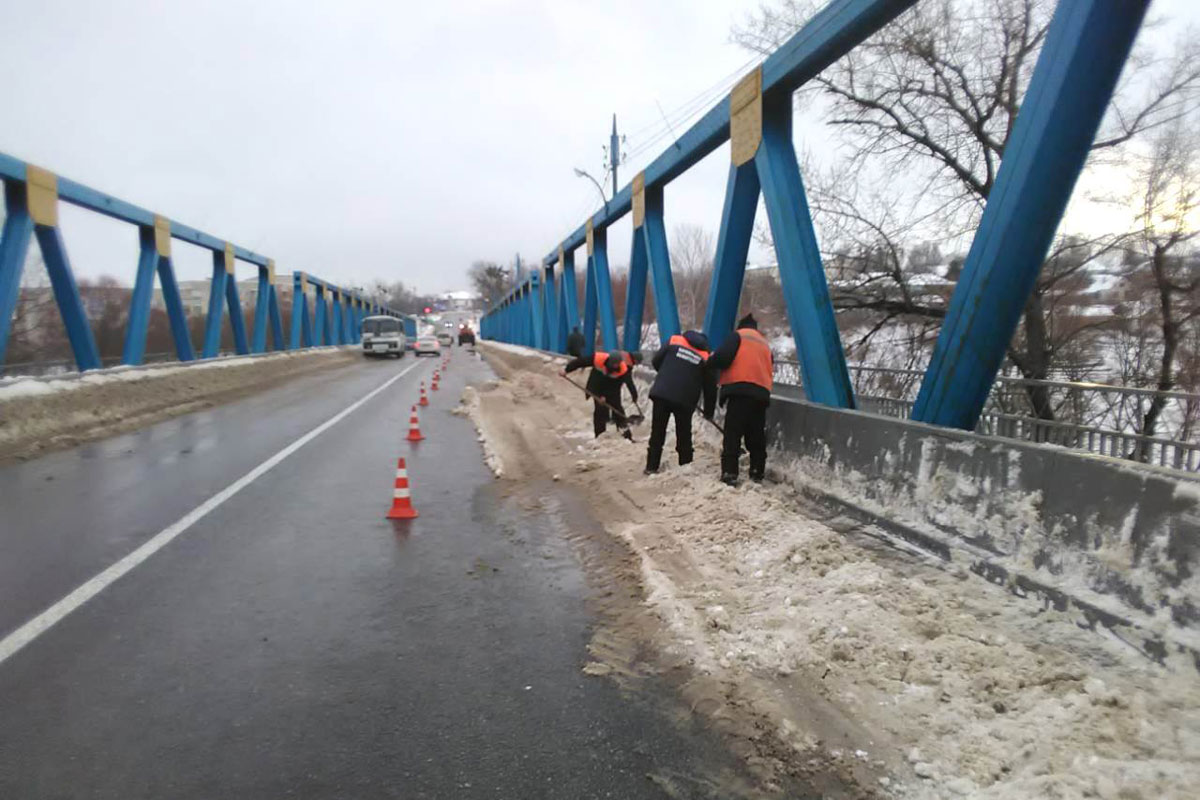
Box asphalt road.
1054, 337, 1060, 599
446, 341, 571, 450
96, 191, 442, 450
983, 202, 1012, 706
0, 346, 756, 799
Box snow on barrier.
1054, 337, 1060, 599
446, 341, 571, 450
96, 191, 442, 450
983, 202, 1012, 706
766, 394, 1200, 668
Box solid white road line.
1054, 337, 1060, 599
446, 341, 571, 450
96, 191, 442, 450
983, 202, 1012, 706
0, 358, 428, 667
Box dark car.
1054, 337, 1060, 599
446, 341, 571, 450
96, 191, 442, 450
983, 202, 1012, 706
458, 325, 476, 346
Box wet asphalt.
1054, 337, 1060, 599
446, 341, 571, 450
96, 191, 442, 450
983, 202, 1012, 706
0, 348, 753, 799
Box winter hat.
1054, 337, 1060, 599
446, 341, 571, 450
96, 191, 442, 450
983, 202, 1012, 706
683, 330, 710, 351
605, 352, 623, 371
737, 313, 758, 330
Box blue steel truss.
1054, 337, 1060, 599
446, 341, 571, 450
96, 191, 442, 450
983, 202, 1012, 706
0, 154, 408, 371
479, 0, 1150, 429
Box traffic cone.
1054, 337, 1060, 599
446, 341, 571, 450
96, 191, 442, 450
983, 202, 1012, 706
431, 371, 440, 391
419, 382, 429, 407
406, 405, 424, 442
386, 458, 419, 519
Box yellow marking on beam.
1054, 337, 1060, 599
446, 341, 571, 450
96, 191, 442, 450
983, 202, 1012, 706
153, 215, 172, 257
586, 219, 594, 256
265, 259, 276, 284
730, 66, 763, 167
632, 172, 646, 229
223, 243, 235, 275
25, 165, 58, 226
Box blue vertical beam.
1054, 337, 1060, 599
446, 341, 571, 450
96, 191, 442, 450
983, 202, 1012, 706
201, 249, 229, 358
251, 261, 273, 353
642, 184, 680, 341
121, 226, 158, 365
330, 290, 343, 345
544, 264, 559, 351
289, 273, 306, 349
268, 282, 284, 350
0, 182, 35, 366
703, 161, 760, 349
623, 226, 648, 352
223, 259, 249, 355
591, 226, 619, 351
156, 255, 194, 361
313, 286, 326, 346
559, 247, 579, 341
913, 0, 1150, 429
37, 225, 102, 371
756, 93, 853, 408
530, 272, 545, 349
583, 254, 597, 351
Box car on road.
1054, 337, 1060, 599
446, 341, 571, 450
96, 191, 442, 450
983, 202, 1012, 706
413, 335, 441, 356
361, 315, 406, 358
435, 331, 454, 347
458, 325, 476, 346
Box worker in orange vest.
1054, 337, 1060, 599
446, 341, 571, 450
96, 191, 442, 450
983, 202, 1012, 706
562, 350, 638, 439
707, 314, 773, 485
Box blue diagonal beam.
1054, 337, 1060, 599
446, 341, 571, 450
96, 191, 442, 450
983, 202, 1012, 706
703, 162, 760, 350
913, 0, 1151, 429
756, 96, 853, 409
642, 185, 681, 342
623, 226, 649, 352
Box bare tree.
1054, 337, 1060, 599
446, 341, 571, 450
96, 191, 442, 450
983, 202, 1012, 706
468, 261, 511, 310
670, 223, 714, 329
1124, 118, 1200, 457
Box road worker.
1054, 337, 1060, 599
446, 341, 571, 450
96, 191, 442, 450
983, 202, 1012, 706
707, 313, 773, 485
562, 350, 638, 439
644, 330, 716, 474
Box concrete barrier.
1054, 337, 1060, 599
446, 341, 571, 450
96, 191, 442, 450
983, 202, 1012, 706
766, 394, 1200, 665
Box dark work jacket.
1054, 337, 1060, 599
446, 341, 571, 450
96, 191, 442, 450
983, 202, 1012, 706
565, 331, 586, 358
707, 327, 772, 405
649, 332, 717, 416
565, 354, 638, 402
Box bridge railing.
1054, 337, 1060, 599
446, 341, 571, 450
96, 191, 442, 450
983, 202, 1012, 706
480, 0, 1150, 439
0, 152, 410, 374
773, 360, 1200, 471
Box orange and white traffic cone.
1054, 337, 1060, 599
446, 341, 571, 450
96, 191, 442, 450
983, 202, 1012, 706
431, 371, 440, 391
386, 457, 419, 519
406, 405, 424, 442
419, 382, 429, 407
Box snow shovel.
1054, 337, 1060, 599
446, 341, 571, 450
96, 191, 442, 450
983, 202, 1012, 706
558, 374, 645, 426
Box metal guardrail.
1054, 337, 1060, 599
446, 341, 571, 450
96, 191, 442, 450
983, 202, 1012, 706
0, 153, 411, 374
774, 360, 1200, 471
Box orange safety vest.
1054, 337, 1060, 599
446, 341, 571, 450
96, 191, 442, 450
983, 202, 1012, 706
592, 351, 629, 378
718, 329, 773, 390
667, 334, 709, 361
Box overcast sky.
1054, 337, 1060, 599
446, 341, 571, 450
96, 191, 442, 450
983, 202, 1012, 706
2, 0, 1196, 295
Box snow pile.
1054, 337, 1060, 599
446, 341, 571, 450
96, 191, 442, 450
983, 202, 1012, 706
0, 348, 350, 403
471, 342, 1200, 799
0, 347, 357, 462
455, 384, 504, 477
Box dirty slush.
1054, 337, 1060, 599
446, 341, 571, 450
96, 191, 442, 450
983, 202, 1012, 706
461, 342, 1200, 800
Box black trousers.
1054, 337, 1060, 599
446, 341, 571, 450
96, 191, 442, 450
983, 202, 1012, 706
721, 395, 768, 479
645, 399, 693, 471
593, 389, 627, 436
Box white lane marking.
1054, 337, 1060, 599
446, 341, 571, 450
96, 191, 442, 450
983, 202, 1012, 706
0, 358, 428, 667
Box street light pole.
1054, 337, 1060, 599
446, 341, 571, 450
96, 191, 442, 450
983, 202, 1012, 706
573, 167, 608, 208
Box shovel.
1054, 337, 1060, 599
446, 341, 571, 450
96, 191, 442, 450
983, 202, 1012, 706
559, 373, 646, 426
